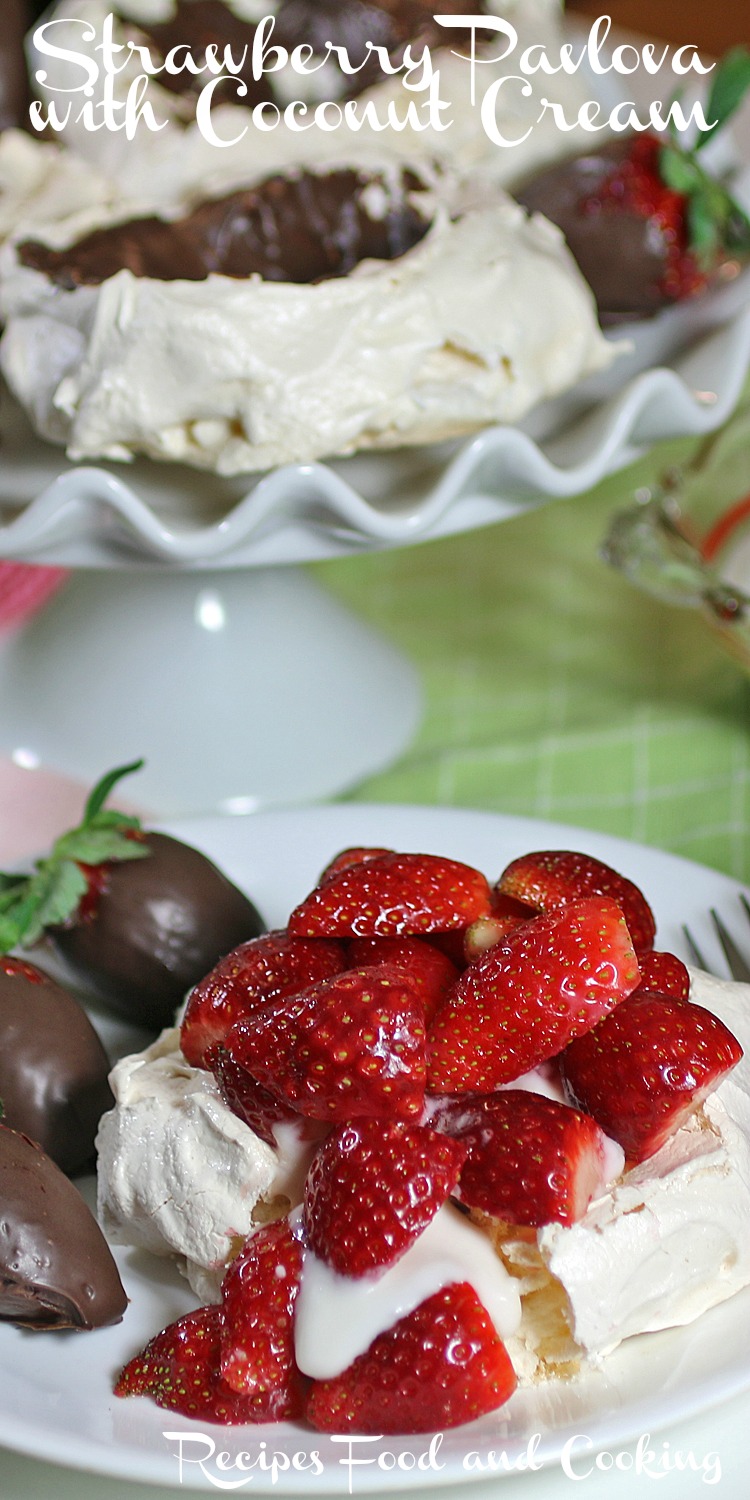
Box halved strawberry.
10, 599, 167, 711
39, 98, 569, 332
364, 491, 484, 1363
306, 1282, 517, 1434
211, 1046, 298, 1146
180, 931, 347, 1068
497, 849, 656, 954
303, 1119, 466, 1278
347, 936, 458, 1027
220, 1220, 303, 1396
319, 847, 393, 883
561, 990, 743, 1163
635, 950, 690, 1000
115, 1305, 305, 1423
223, 965, 426, 1121
463, 892, 535, 963
427, 897, 640, 1093
289, 852, 492, 939
432, 1090, 616, 1227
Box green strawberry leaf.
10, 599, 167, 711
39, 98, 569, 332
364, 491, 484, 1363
697, 47, 750, 150
0, 760, 149, 955
688, 190, 723, 263
53, 828, 150, 867
83, 759, 144, 826
659, 145, 702, 195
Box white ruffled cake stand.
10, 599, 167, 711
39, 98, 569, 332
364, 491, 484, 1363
1, 279, 750, 816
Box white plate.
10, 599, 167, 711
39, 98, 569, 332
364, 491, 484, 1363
1, 803, 749, 1494
0, 279, 749, 569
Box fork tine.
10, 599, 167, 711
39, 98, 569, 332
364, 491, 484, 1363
710, 909, 750, 983
683, 925, 709, 971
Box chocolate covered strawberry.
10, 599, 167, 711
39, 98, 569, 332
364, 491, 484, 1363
0, 761, 263, 1029
516, 50, 750, 324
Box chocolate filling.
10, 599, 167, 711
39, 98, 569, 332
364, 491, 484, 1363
514, 141, 672, 326
118, 0, 490, 106
0, 1125, 128, 1330
0, 0, 30, 132
19, 167, 431, 289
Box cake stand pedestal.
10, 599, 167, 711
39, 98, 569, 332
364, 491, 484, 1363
0, 566, 422, 817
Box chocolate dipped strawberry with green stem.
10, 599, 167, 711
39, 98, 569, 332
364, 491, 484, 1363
0, 760, 263, 1030
515, 46, 750, 325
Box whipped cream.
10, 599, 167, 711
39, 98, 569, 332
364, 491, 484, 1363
0, 182, 615, 474
293, 1200, 522, 1380
29, 1, 591, 212
96, 1027, 320, 1297
0, 131, 113, 246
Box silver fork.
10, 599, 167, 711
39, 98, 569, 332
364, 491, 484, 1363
683, 897, 750, 983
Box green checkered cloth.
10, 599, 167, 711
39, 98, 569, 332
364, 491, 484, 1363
317, 383, 750, 884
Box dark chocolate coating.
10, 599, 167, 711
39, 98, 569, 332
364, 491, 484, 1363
119, 0, 488, 106
0, 0, 30, 132
50, 832, 264, 1030
0, 1125, 127, 1330
0, 958, 113, 1176
514, 141, 671, 326
19, 167, 431, 289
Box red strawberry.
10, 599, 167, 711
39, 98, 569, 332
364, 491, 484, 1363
180, 931, 347, 1068
561, 990, 743, 1163
319, 847, 393, 883
347, 936, 458, 1027
432, 1090, 615, 1227
306, 1282, 516, 1434
463, 892, 534, 964
211, 1046, 298, 1146
303, 1119, 466, 1278
115, 1305, 305, 1423
427, 897, 640, 1093
497, 849, 656, 954
635, 950, 690, 1000
224, 965, 426, 1121
288, 852, 492, 939
220, 1220, 303, 1396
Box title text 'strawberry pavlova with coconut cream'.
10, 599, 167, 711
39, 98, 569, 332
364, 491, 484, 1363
95, 840, 750, 1435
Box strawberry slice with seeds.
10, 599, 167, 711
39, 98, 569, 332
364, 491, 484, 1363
303, 1119, 466, 1278
427, 897, 640, 1093
211, 1046, 298, 1146
115, 1305, 305, 1422
289, 852, 492, 939
319, 847, 393, 883
635, 950, 690, 1000
497, 849, 656, 953
347, 936, 459, 1027
220, 1219, 303, 1396
433, 1090, 617, 1227
561, 990, 743, 1163
306, 1282, 517, 1434
224, 965, 426, 1121
180, 931, 347, 1068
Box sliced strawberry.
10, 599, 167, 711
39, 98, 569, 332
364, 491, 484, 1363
464, 892, 535, 964
303, 1119, 466, 1278
347, 936, 458, 1027
224, 965, 426, 1121
288, 852, 492, 940
319, 847, 393, 883
115, 1305, 305, 1423
211, 1046, 298, 1146
561, 990, 743, 1163
635, 950, 690, 1000
432, 1090, 615, 1227
180, 931, 347, 1069
220, 1219, 303, 1396
427, 897, 639, 1093
497, 849, 656, 954
306, 1282, 516, 1434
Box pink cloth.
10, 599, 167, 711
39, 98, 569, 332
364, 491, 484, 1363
0, 562, 68, 630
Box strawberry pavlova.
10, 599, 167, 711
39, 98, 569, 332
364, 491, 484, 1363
103, 844, 750, 1434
